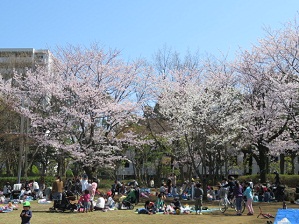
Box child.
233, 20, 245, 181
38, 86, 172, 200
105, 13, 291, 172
78, 189, 91, 213
105, 191, 115, 209
253, 193, 259, 202
264, 189, 271, 202
20, 201, 32, 224
243, 181, 254, 215
194, 183, 203, 215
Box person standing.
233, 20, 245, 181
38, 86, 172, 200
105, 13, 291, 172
191, 180, 195, 200
32, 180, 39, 199
89, 179, 97, 201
233, 180, 243, 216
222, 176, 236, 200
78, 189, 90, 213
243, 182, 254, 215
20, 201, 32, 224
80, 174, 89, 193
51, 176, 64, 210
194, 183, 203, 215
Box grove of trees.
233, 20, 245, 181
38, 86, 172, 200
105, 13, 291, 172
1, 18, 299, 185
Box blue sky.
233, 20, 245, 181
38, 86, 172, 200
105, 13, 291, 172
1, 0, 298, 61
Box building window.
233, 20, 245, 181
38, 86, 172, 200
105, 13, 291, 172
124, 162, 130, 168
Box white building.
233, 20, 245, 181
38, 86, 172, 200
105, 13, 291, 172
116, 151, 299, 178
0, 48, 52, 78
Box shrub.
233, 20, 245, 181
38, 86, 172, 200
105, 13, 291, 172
66, 169, 74, 178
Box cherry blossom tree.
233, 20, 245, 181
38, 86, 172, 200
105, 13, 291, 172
152, 55, 242, 186
0, 44, 152, 177
235, 19, 299, 182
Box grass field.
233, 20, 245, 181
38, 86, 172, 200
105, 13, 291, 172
1, 200, 298, 224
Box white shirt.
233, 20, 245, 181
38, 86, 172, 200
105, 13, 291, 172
106, 196, 115, 207
80, 179, 88, 192
33, 181, 39, 190
95, 197, 105, 208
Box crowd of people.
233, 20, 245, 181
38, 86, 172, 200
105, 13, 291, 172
1, 179, 44, 202
0, 173, 287, 218
138, 182, 203, 215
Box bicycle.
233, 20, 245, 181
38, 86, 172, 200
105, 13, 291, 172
257, 206, 275, 219
218, 188, 246, 213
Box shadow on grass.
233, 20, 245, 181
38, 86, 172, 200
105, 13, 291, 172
32, 210, 79, 214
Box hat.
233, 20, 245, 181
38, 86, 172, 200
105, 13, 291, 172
23, 201, 31, 207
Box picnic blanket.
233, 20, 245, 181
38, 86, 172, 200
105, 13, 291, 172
38, 199, 51, 204
135, 207, 219, 215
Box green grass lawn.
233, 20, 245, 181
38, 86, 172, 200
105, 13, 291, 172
2, 200, 298, 224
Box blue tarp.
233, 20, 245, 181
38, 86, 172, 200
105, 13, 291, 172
274, 209, 299, 224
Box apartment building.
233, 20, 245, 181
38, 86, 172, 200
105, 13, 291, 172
0, 48, 52, 79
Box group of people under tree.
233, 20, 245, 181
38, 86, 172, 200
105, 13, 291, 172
218, 174, 287, 216
1, 170, 287, 217
51, 174, 99, 212
50, 174, 141, 212
139, 182, 204, 215
2, 179, 44, 201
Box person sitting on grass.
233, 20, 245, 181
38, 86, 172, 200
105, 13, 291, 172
155, 193, 166, 212
172, 197, 182, 214
105, 191, 115, 209
144, 200, 156, 214
94, 193, 105, 211
264, 189, 271, 202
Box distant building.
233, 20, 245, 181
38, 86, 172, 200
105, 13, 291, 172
0, 48, 52, 79
0, 48, 53, 179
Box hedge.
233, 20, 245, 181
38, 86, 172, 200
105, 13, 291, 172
238, 174, 299, 188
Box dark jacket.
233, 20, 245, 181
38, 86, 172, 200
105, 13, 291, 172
194, 187, 203, 199
20, 209, 32, 224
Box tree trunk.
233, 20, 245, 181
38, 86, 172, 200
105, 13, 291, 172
243, 152, 247, 174
255, 144, 268, 183
248, 153, 253, 174
290, 153, 296, 175
179, 164, 185, 183
83, 166, 97, 179
155, 161, 162, 187
280, 154, 285, 174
